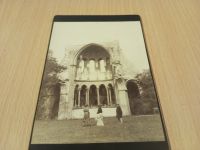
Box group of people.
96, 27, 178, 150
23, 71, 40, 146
82, 104, 123, 127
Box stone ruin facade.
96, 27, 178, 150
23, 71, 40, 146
56, 41, 141, 120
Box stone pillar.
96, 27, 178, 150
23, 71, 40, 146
116, 79, 131, 116
78, 88, 81, 107
108, 87, 112, 105
86, 88, 89, 106
118, 90, 131, 115
113, 78, 119, 104
106, 87, 110, 105
73, 92, 76, 107
97, 87, 100, 105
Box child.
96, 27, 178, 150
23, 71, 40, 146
96, 105, 104, 126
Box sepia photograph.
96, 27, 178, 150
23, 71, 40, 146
30, 16, 166, 145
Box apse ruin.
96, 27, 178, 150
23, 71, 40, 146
57, 41, 141, 120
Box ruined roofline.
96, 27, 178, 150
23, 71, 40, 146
60, 41, 121, 66
64, 40, 120, 53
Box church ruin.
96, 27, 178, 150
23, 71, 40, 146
56, 41, 141, 120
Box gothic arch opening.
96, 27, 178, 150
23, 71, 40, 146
126, 80, 140, 114
89, 85, 97, 107
80, 85, 87, 107
99, 84, 108, 105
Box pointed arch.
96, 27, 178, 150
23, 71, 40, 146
126, 80, 140, 114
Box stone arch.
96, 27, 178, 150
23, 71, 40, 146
108, 84, 116, 105
126, 80, 140, 114
99, 84, 108, 105
89, 85, 97, 107
74, 43, 111, 81
73, 43, 111, 65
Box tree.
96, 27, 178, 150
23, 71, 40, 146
36, 50, 67, 120
135, 69, 158, 114
41, 50, 66, 89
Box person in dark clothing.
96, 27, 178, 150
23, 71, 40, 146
97, 105, 102, 114
116, 104, 123, 123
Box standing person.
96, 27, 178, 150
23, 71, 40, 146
95, 105, 104, 126
116, 104, 123, 123
83, 105, 90, 127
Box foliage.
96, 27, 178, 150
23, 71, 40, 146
134, 69, 158, 115
36, 50, 66, 120
41, 50, 66, 89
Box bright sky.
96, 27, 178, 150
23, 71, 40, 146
49, 21, 150, 74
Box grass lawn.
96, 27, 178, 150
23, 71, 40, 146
31, 115, 165, 144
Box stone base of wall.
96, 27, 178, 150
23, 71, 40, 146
71, 107, 118, 119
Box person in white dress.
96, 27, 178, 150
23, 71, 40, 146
96, 105, 104, 126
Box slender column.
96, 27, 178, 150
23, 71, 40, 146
78, 88, 81, 107
106, 87, 110, 105
85, 88, 87, 106
108, 87, 112, 105
74, 92, 76, 107
97, 87, 100, 105
86, 88, 89, 106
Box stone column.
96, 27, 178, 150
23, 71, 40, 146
97, 87, 100, 105
106, 87, 110, 105
108, 87, 112, 105
116, 79, 131, 116
78, 88, 81, 107
73, 92, 76, 107
86, 88, 89, 106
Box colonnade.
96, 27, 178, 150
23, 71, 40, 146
74, 84, 115, 107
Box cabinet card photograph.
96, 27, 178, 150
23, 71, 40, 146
29, 16, 169, 150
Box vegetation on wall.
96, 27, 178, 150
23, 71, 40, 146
36, 50, 66, 120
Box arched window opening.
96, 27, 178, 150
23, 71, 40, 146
79, 60, 84, 73
80, 85, 87, 107
100, 59, 106, 72
89, 59, 97, 80
126, 81, 140, 114
99, 84, 108, 105
89, 85, 97, 107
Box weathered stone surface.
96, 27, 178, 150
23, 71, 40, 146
37, 41, 141, 120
